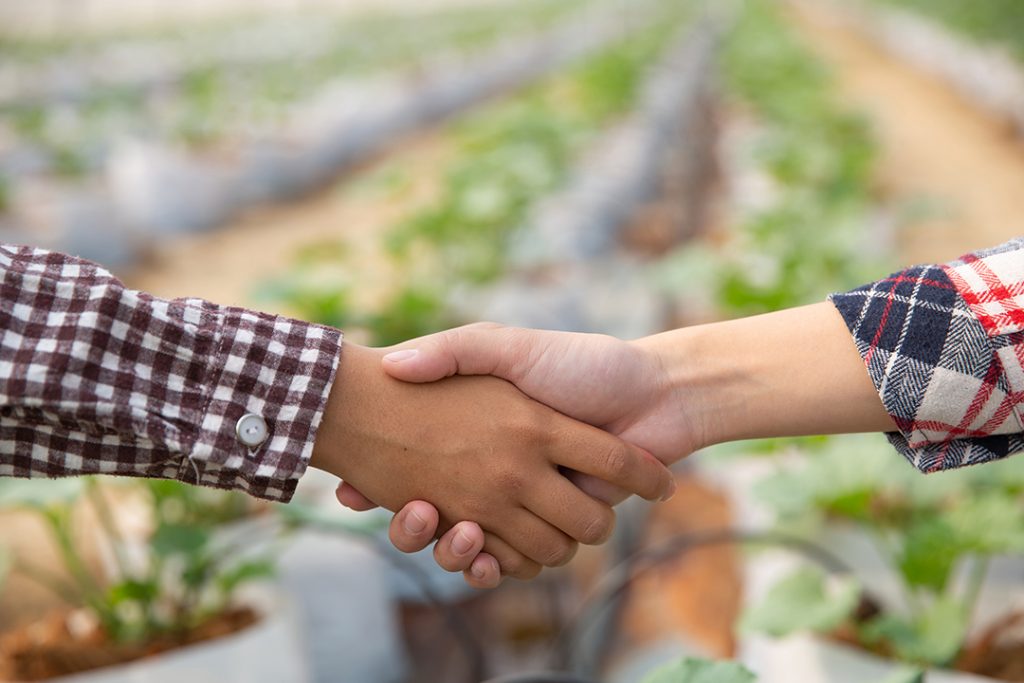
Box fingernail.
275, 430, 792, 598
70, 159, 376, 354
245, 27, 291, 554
452, 529, 474, 556
403, 509, 427, 534
661, 477, 678, 502
471, 563, 487, 579
384, 349, 418, 363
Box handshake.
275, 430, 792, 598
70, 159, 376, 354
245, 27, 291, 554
309, 305, 892, 588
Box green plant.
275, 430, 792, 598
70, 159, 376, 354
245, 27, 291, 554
642, 657, 756, 683
267, 1, 693, 342
744, 435, 1024, 668
0, 477, 276, 646
638, 656, 923, 683
0, 176, 10, 213
657, 0, 888, 317
870, 0, 1024, 61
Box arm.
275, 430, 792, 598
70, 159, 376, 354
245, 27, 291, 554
372, 238, 1024, 585
0, 245, 675, 580
0, 244, 339, 502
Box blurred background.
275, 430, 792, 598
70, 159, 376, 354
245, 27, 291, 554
1, 0, 1024, 681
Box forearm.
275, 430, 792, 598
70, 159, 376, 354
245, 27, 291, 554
0, 244, 341, 501
636, 302, 895, 449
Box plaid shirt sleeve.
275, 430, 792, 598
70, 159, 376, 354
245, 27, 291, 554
829, 238, 1024, 472
0, 244, 342, 502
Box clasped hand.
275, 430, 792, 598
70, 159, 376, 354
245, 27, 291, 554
319, 324, 700, 589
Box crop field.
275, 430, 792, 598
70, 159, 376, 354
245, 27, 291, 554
2, 0, 1024, 681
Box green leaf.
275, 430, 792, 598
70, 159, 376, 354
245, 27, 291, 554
898, 518, 958, 592
912, 597, 969, 666
217, 559, 276, 594
642, 658, 756, 683
946, 494, 1024, 555
862, 597, 967, 666
879, 668, 925, 683
751, 436, 908, 523
106, 579, 160, 605
741, 566, 860, 638
899, 494, 1024, 592
150, 524, 210, 557
182, 555, 215, 588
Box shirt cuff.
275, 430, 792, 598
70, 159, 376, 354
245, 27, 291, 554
829, 253, 1024, 473
183, 303, 342, 502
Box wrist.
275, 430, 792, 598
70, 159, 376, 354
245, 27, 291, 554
632, 302, 894, 449
310, 343, 379, 479
632, 323, 748, 450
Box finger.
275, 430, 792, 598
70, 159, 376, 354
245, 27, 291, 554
523, 474, 616, 546
483, 533, 542, 581
388, 501, 440, 554
550, 420, 676, 502
496, 510, 579, 568
381, 322, 513, 383
463, 553, 502, 590
563, 469, 629, 507
336, 481, 380, 511
432, 521, 486, 572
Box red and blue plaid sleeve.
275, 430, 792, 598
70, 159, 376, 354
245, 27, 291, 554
829, 238, 1024, 472
0, 245, 342, 501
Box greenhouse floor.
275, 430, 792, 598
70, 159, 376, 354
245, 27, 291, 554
790, 1, 1024, 264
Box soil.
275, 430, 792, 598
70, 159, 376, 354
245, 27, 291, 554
787, 2, 1024, 265
0, 606, 257, 681
615, 471, 742, 660
394, 472, 741, 681
830, 605, 1024, 682
956, 611, 1024, 681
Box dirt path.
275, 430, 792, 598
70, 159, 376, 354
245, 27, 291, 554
788, 2, 1024, 265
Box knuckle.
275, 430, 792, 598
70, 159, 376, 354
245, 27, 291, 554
509, 559, 542, 581
462, 495, 492, 521
507, 404, 549, 441
601, 443, 630, 481
493, 466, 526, 498
579, 509, 615, 545
541, 538, 578, 568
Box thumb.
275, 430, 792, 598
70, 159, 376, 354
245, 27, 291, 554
381, 323, 514, 383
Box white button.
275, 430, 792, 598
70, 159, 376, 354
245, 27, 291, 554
235, 414, 269, 448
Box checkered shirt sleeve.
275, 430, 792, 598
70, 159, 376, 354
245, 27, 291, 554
830, 238, 1024, 472
0, 244, 342, 502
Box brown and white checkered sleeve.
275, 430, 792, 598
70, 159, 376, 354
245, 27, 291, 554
0, 244, 342, 502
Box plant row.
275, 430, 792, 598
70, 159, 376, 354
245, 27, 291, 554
676, 2, 1024, 681
656, 0, 888, 320
868, 0, 1024, 60
0, 0, 657, 265
263, 0, 701, 347
0, 0, 584, 184
839, 0, 1024, 137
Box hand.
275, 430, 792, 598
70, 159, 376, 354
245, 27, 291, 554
312, 343, 676, 580
335, 324, 697, 588
351, 324, 702, 505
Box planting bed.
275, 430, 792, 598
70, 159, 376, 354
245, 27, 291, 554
0, 0, 640, 264
787, 0, 1024, 264
848, 0, 1024, 135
